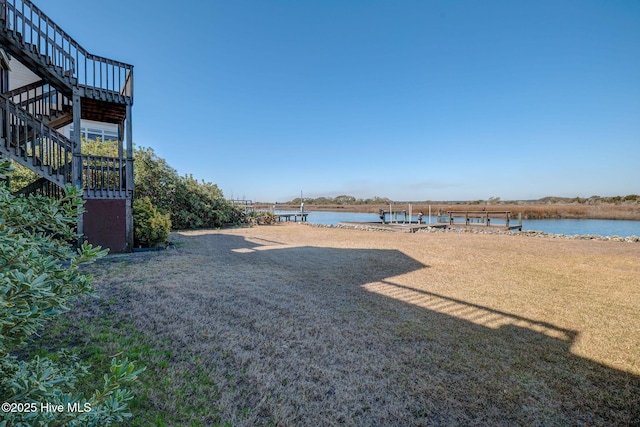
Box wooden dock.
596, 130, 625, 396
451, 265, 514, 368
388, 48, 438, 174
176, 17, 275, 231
445, 211, 523, 231
276, 213, 309, 222
339, 211, 523, 233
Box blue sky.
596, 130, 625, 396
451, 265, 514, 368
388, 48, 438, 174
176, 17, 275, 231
52, 0, 639, 202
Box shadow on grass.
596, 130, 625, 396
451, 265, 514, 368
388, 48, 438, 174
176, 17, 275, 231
73, 231, 640, 425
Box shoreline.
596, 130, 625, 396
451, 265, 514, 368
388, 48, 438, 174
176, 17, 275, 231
256, 202, 640, 221
302, 222, 640, 242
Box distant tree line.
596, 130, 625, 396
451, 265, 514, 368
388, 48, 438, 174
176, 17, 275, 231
538, 195, 640, 205
282, 194, 640, 205
285, 195, 393, 205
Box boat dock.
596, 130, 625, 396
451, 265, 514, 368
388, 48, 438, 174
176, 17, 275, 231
338, 211, 522, 233
276, 213, 309, 222
446, 211, 523, 231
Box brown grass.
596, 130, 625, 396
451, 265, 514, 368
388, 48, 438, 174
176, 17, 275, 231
63, 224, 639, 425
263, 203, 640, 220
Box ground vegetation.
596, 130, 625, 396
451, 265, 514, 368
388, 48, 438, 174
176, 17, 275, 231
0, 160, 144, 425
28, 224, 640, 425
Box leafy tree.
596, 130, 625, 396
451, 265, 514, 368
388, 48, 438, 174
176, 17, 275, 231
5, 161, 39, 194
366, 196, 393, 205
81, 137, 120, 157
0, 160, 144, 426
133, 147, 181, 214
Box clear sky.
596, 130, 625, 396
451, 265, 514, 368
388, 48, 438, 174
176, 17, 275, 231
51, 0, 639, 202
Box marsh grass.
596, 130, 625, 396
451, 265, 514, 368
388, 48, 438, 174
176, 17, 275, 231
267, 202, 640, 220
28, 225, 640, 426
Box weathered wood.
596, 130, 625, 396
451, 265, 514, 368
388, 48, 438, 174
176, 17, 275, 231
2, 0, 134, 252
1, 0, 133, 104
446, 211, 522, 230
276, 213, 309, 222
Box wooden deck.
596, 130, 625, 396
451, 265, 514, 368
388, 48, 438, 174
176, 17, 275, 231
446, 211, 523, 231
276, 213, 309, 222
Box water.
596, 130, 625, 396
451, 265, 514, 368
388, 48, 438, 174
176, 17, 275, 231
288, 211, 640, 237
522, 219, 640, 237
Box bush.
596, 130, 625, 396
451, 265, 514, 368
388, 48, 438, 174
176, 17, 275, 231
134, 147, 242, 229
0, 160, 144, 426
133, 197, 171, 247
246, 211, 277, 225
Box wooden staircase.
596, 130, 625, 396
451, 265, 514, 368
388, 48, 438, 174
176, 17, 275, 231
0, 0, 133, 197
5, 80, 73, 128
0, 0, 133, 103
1, 0, 135, 251
0, 92, 72, 188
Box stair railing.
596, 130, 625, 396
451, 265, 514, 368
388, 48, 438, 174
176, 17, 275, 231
5, 80, 71, 123
1, 92, 72, 186
1, 0, 133, 100
82, 154, 130, 199
13, 176, 66, 198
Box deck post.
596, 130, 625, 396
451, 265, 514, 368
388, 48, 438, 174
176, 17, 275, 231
71, 89, 83, 239
125, 103, 134, 251
125, 103, 133, 193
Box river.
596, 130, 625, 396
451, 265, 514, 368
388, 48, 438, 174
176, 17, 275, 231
275, 211, 640, 237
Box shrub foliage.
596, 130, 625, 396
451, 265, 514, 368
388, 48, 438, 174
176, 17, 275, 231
133, 196, 171, 247
8, 141, 246, 237
134, 147, 242, 229
0, 160, 143, 426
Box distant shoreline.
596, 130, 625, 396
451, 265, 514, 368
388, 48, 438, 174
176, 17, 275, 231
254, 202, 640, 221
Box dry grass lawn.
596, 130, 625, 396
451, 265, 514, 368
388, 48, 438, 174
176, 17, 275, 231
68, 223, 639, 425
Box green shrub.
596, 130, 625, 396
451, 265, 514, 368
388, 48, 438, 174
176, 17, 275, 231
0, 160, 144, 425
133, 196, 171, 247
246, 211, 277, 225
134, 147, 242, 229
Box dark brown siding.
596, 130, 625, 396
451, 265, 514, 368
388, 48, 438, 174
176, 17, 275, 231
83, 199, 128, 253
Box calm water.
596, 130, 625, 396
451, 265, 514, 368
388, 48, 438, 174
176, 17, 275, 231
279, 211, 640, 237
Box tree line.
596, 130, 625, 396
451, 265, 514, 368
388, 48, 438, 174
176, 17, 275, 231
283, 194, 640, 205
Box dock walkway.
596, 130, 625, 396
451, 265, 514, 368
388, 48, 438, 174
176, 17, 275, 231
446, 211, 522, 231
339, 210, 523, 233
276, 213, 309, 222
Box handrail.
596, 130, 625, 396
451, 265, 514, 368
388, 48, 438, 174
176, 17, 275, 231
81, 154, 130, 198
13, 176, 65, 198
0, 0, 133, 100
1, 92, 73, 186
5, 80, 71, 121
2, 93, 131, 197
446, 211, 519, 227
